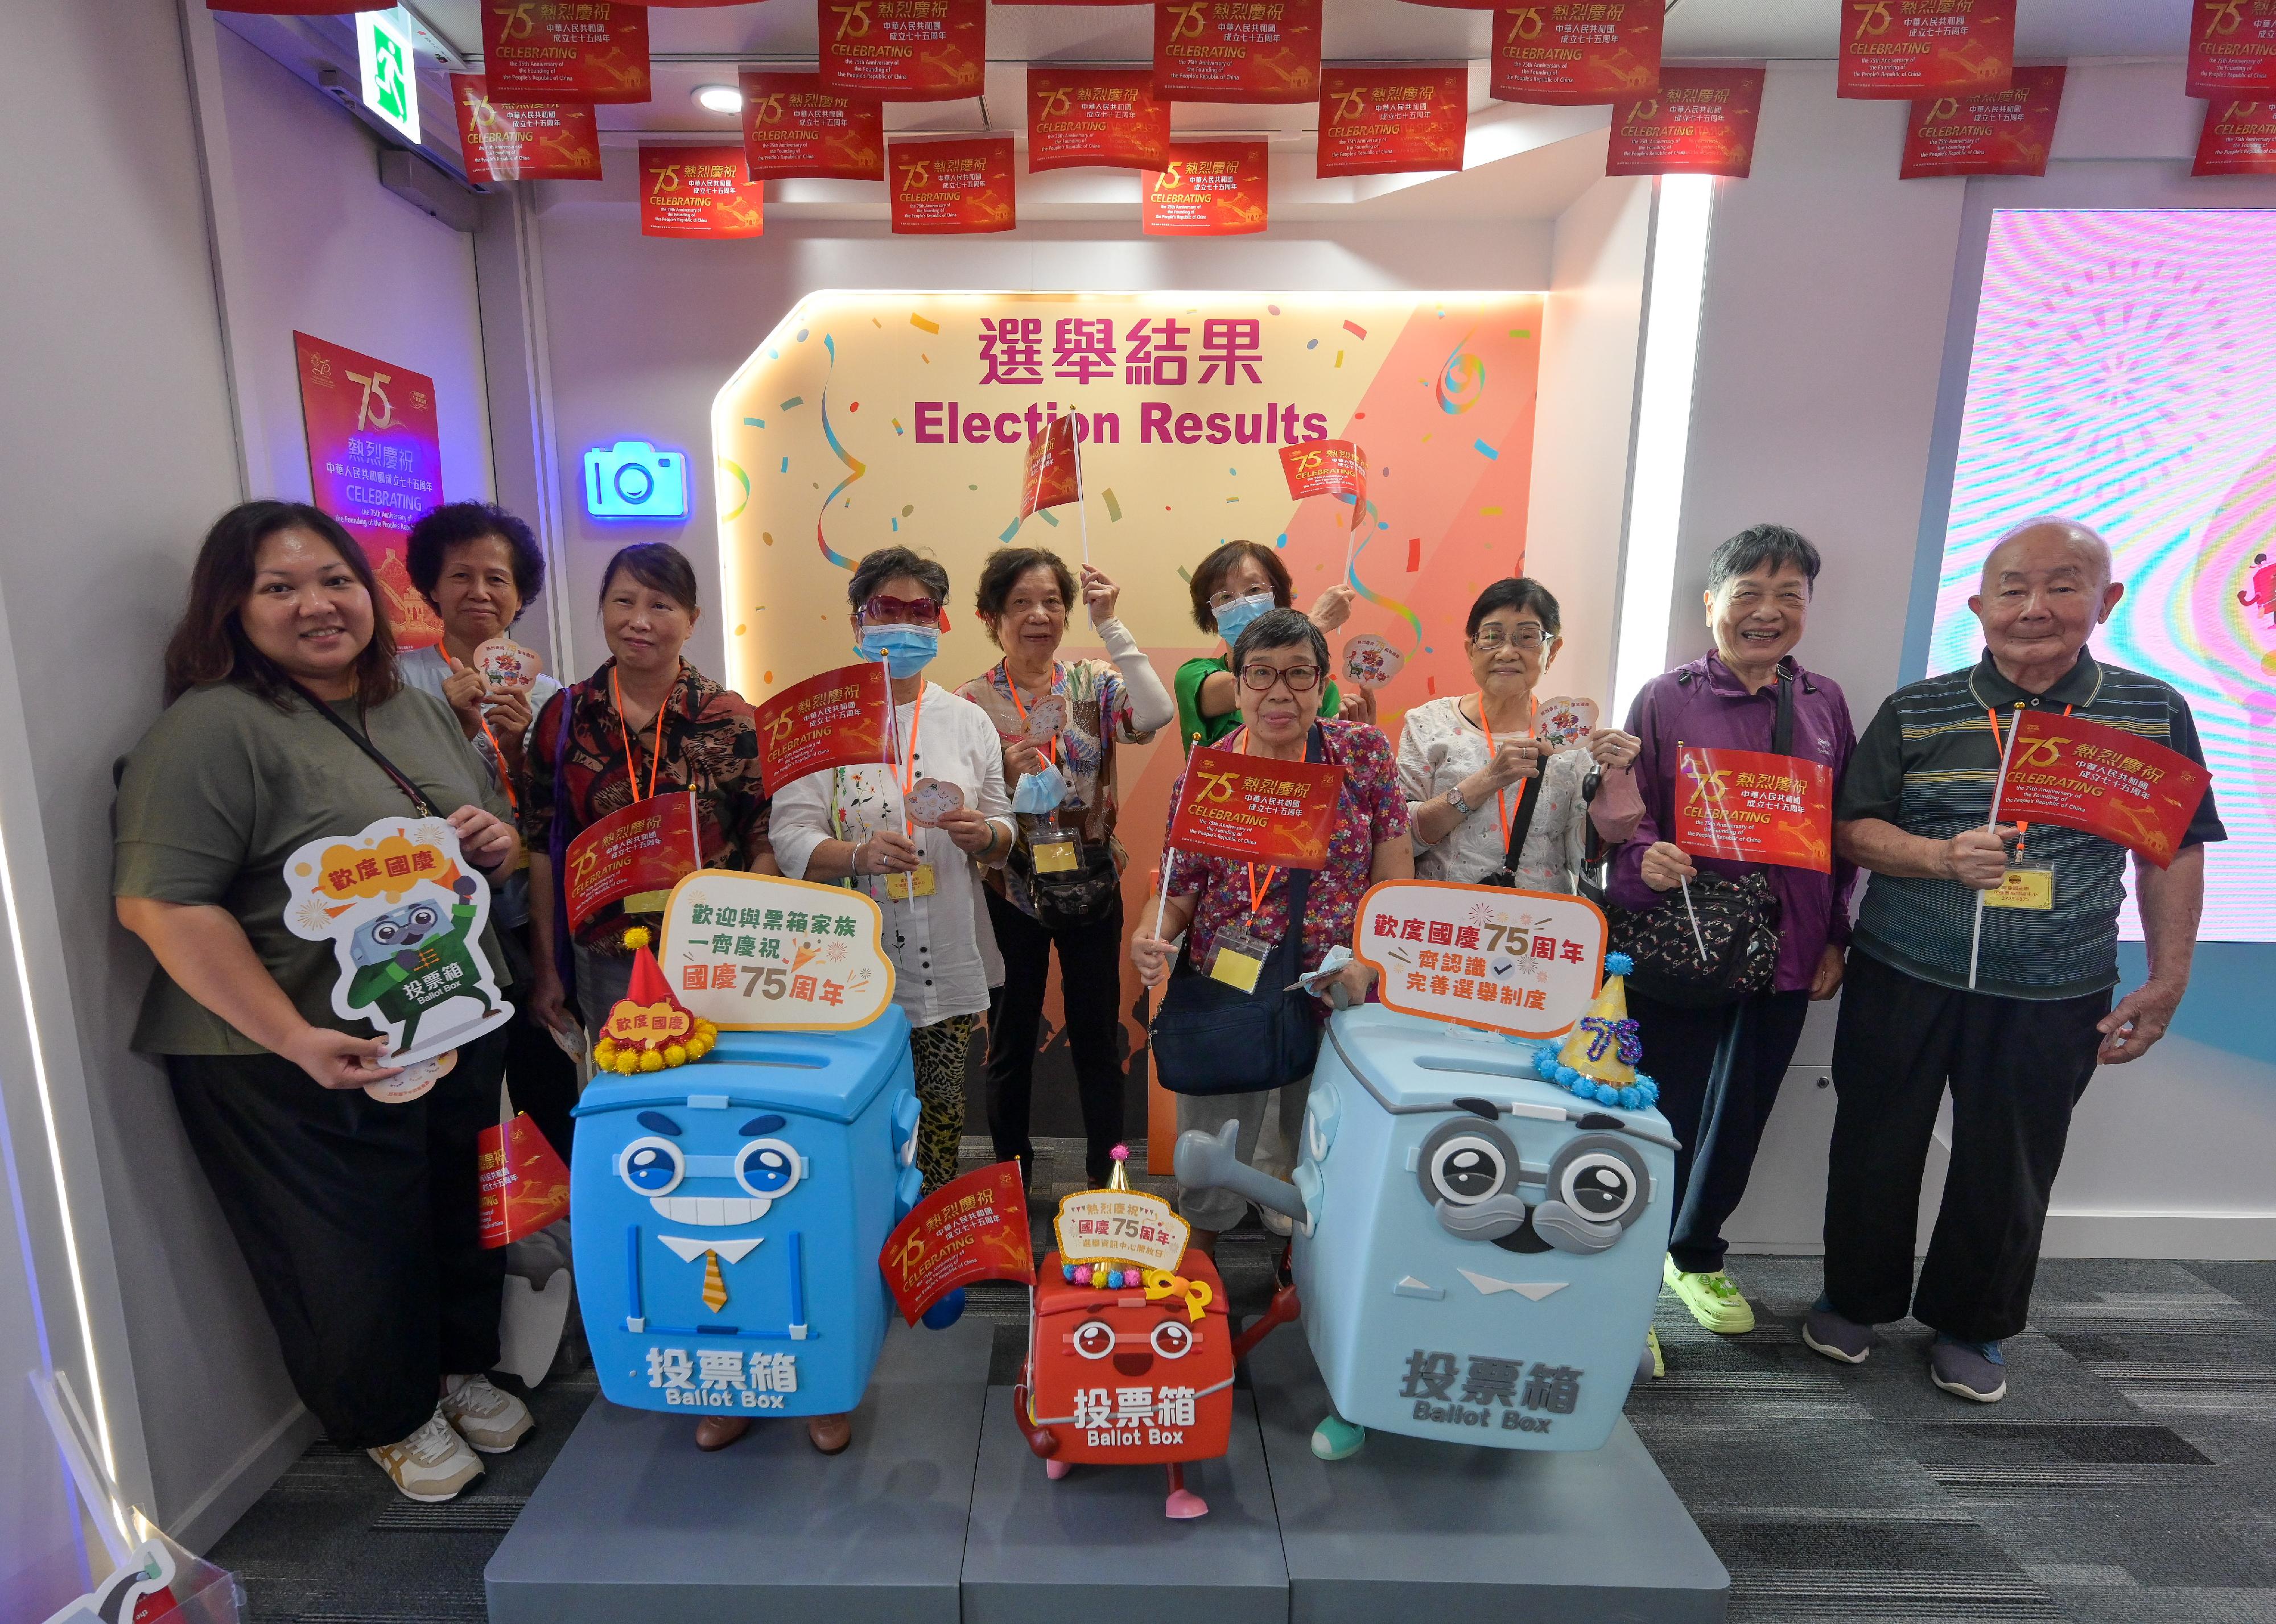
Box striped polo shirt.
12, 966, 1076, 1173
1837, 649, 2224, 1001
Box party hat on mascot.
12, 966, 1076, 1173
595, 926, 719, 1075
1537, 953, 1659, 1111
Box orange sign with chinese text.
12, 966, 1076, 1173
1168, 744, 1345, 869
880, 1162, 1035, 1324
452, 76, 602, 183
890, 136, 1016, 233
754, 661, 892, 795
1316, 67, 1468, 178
1141, 142, 1269, 236
564, 792, 704, 930
1606, 65, 1765, 178
1153, 0, 1322, 104
480, 1, 651, 104
639, 145, 765, 239
740, 70, 885, 181
1993, 710, 2211, 870
1900, 65, 2064, 178
819, 0, 986, 102
2187, 0, 2276, 98
1492, 1, 1662, 104
1838, 0, 2013, 99
1674, 747, 1835, 874
1028, 67, 1170, 171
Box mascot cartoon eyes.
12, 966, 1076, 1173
349, 901, 444, 965
1151, 1321, 1193, 1359
1073, 1320, 1115, 1359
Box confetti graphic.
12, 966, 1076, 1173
1348, 521, 1424, 654
1436, 331, 1485, 414
718, 457, 749, 522
815, 334, 864, 570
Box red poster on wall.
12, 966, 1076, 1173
1491, 1, 1663, 105
640, 146, 764, 238
1153, 0, 1323, 105
1141, 142, 1269, 236
292, 333, 444, 649
2187, 0, 2276, 98
1606, 65, 1764, 178
1316, 67, 1467, 178
1837, 0, 2013, 100
1673, 747, 1834, 873
1899, 65, 2065, 178
1028, 67, 1170, 172
452, 77, 604, 182
889, 135, 1016, 233
480, 2, 652, 104
819, 0, 987, 102
2194, 96, 2276, 175
565, 793, 705, 930
739, 71, 885, 181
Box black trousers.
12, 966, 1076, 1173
1823, 950, 2109, 1343
1628, 984, 1811, 1275
984, 887, 1128, 1187
497, 917, 580, 1161
170, 1028, 509, 1449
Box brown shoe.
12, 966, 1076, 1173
807, 1412, 852, 1455
694, 1416, 752, 1452
1189, 1228, 1219, 1260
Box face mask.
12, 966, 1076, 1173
1212, 591, 1275, 648
1011, 760, 1069, 815
856, 625, 939, 678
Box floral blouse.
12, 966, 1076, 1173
1165, 718, 1409, 984
524, 657, 770, 953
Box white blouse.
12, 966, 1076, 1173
768, 682, 1015, 1029
1396, 695, 1599, 891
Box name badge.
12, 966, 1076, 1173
886, 863, 937, 902
1206, 927, 1271, 992
1030, 830, 1081, 876
1983, 867, 2054, 911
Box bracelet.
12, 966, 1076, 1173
855, 839, 871, 876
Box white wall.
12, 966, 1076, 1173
526, 178, 1554, 681
1524, 175, 1653, 707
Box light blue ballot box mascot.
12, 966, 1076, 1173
570, 875, 947, 1434
1176, 881, 1676, 1460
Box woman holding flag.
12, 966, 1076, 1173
1131, 607, 1412, 1255
958, 546, 1176, 1192
770, 547, 1016, 1197
1175, 540, 1366, 751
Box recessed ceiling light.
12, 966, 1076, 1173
694, 84, 744, 114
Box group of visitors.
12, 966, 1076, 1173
110, 499, 2220, 1502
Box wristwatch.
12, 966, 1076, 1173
1444, 785, 1475, 817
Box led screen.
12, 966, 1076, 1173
1929, 209, 2276, 941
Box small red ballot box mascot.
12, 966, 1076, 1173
1015, 1148, 1237, 1519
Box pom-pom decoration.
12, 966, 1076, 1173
599, 925, 718, 1072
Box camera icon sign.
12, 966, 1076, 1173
584, 440, 690, 520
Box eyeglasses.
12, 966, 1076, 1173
1209, 587, 1275, 611
1473, 627, 1551, 650
1239, 663, 1323, 693
860, 593, 943, 626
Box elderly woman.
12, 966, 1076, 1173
1399, 577, 1644, 888
1132, 607, 1412, 1254
1610, 524, 1857, 1341
116, 501, 529, 1505
1174, 539, 1365, 751
957, 547, 1175, 1190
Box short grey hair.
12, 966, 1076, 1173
1981, 517, 2113, 590
1230, 606, 1330, 675
1706, 524, 1821, 595
848, 545, 950, 611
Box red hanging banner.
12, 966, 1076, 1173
480, 1, 652, 105
1140, 142, 1270, 236
1153, 0, 1323, 105
639, 145, 765, 238
1837, 0, 2013, 100
2195, 96, 2276, 174
890, 136, 1017, 233
819, 0, 987, 102
452, 77, 604, 183
1027, 67, 1172, 172
2187, 0, 2276, 98
1316, 67, 1468, 178
208, 1, 366, 9
1605, 65, 1765, 179
1020, 414, 1082, 518
1673, 747, 1836, 874
1899, 65, 2065, 179
1168, 745, 1346, 868
739, 71, 885, 181
1491, 1, 1663, 105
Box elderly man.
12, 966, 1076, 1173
1807, 518, 2223, 1403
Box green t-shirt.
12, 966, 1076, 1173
114, 681, 513, 1056
1173, 655, 1343, 755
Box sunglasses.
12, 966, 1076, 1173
860, 593, 947, 628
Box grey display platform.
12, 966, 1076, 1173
962, 1385, 1288, 1624
484, 1314, 993, 1624
1246, 1328, 1730, 1624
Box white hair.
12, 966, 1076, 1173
1981, 517, 2113, 590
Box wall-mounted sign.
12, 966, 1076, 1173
357, 6, 420, 143
294, 331, 444, 646
584, 440, 691, 518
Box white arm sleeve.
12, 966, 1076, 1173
1095, 618, 1176, 739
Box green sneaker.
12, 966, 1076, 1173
1663, 1255, 1756, 1334
1310, 1414, 1366, 1461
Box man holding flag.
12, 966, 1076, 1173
1812, 520, 2224, 1403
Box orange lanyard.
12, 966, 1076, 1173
1474, 693, 1537, 853
1001, 661, 1061, 768
890, 681, 927, 837
1231, 727, 1280, 920
1985, 702, 2071, 857
476, 713, 518, 813
612, 667, 667, 802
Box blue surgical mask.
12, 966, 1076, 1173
1011, 761, 1069, 815
1212, 590, 1275, 648
856, 624, 939, 678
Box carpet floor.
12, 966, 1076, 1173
207, 1136, 2276, 1623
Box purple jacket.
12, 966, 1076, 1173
1609, 652, 1858, 994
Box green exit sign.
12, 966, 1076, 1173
357, 7, 420, 144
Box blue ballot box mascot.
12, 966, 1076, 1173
570, 920, 962, 1456
1177, 951, 1676, 1460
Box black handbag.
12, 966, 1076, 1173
1008, 819, 1123, 931
1603, 670, 1792, 1008
1149, 864, 1323, 1096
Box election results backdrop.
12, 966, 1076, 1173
712, 291, 1544, 1089
1927, 210, 2276, 942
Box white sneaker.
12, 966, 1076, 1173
368, 1409, 485, 1502
439, 1373, 534, 1454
